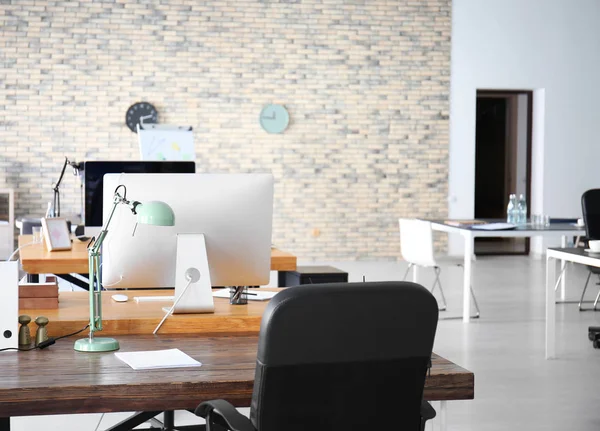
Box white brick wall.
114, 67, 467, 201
0, 0, 451, 260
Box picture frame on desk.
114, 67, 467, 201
41, 218, 72, 251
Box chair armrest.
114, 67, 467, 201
195, 399, 256, 431
420, 400, 436, 431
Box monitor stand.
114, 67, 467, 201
154, 234, 214, 334
171, 233, 214, 314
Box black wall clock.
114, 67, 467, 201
125, 102, 157, 133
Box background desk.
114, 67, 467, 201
545, 247, 600, 359
18, 235, 297, 288
429, 220, 585, 322
0, 334, 473, 431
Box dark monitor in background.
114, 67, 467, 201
84, 161, 196, 235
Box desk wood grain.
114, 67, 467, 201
0, 334, 474, 417
18, 235, 297, 274
21, 290, 280, 338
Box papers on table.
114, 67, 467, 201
470, 223, 516, 231
212, 288, 278, 301
115, 348, 202, 371
444, 219, 486, 227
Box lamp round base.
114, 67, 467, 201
74, 337, 120, 352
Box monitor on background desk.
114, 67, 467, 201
84, 161, 196, 236
101, 173, 274, 313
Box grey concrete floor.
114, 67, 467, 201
11, 256, 600, 430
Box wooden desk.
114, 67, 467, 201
19, 235, 297, 274
11, 291, 474, 431
21, 290, 274, 338
0, 334, 474, 418
18, 235, 297, 287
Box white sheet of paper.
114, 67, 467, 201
115, 348, 202, 371
470, 223, 517, 231
212, 288, 278, 301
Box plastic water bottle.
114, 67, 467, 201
507, 194, 517, 224
517, 194, 527, 225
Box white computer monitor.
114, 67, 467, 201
100, 173, 274, 312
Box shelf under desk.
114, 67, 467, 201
20, 289, 281, 338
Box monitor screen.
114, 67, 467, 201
84, 161, 196, 227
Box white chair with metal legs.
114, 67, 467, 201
399, 218, 480, 318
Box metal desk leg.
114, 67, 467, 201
0, 418, 10, 431
462, 233, 473, 322
560, 236, 567, 300
546, 255, 558, 359
437, 401, 447, 431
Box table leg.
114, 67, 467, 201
546, 255, 558, 359
412, 265, 419, 284
462, 233, 473, 323
0, 418, 9, 431
560, 235, 567, 300
437, 401, 447, 431
26, 274, 39, 283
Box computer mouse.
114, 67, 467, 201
111, 294, 129, 303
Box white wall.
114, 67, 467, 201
449, 0, 600, 254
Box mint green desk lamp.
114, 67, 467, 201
74, 185, 175, 352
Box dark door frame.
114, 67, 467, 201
476, 89, 534, 255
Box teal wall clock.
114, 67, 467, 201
259, 104, 290, 134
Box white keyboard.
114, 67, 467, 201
134, 296, 174, 303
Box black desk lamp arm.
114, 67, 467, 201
51, 157, 85, 218
51, 157, 69, 217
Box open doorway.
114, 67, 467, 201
475, 90, 533, 255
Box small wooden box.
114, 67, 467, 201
19, 276, 59, 309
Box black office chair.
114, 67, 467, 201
194, 281, 439, 431
580, 189, 600, 311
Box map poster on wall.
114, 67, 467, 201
138, 127, 195, 161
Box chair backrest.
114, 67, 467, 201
399, 218, 437, 267
582, 189, 600, 240
249, 282, 439, 431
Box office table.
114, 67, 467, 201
545, 247, 600, 359
429, 221, 585, 322
17, 235, 297, 288
13, 289, 474, 431
0, 334, 473, 431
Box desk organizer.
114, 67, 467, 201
19, 275, 59, 309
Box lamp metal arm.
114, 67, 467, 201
88, 186, 140, 255
87, 185, 138, 336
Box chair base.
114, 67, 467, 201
104, 410, 206, 431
